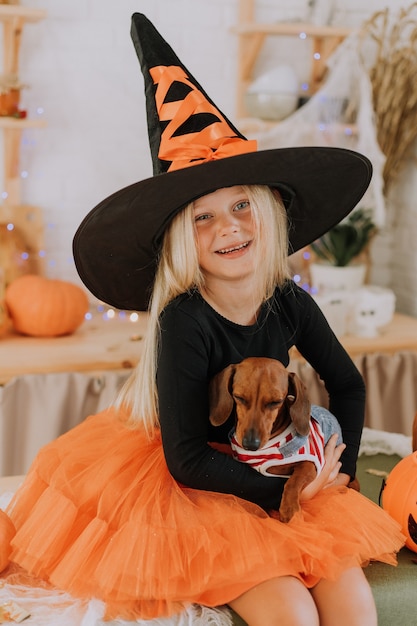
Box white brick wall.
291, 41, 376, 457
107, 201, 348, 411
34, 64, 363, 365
1, 0, 416, 316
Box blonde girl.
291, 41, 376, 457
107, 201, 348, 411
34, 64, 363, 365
0, 13, 404, 626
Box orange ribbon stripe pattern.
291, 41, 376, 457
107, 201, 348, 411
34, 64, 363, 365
150, 65, 257, 171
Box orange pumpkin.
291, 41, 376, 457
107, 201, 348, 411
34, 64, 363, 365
5, 274, 89, 337
382, 452, 417, 552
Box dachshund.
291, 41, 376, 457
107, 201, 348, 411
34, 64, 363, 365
209, 356, 342, 522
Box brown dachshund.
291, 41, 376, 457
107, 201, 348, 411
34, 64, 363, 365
209, 356, 338, 522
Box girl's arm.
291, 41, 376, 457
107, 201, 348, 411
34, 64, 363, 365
290, 286, 365, 480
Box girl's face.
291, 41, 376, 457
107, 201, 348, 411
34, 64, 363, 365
193, 185, 256, 285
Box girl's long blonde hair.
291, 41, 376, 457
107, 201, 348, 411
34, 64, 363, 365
115, 184, 291, 433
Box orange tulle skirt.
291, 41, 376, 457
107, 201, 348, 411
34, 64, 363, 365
1, 408, 405, 621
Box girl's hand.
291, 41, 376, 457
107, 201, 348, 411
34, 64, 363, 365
300, 434, 346, 502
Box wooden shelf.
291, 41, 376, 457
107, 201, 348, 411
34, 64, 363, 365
0, 117, 46, 130
0, 4, 47, 300
1, 118, 47, 209
234, 0, 352, 118
237, 116, 358, 138
0, 5, 47, 205
1, 5, 47, 76
0, 5, 46, 22
233, 22, 351, 37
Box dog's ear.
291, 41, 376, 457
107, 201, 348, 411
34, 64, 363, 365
287, 372, 311, 436
208, 364, 236, 426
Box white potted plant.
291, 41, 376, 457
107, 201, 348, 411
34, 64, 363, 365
309, 207, 377, 293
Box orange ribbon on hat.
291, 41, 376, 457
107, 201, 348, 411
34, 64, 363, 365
150, 65, 257, 171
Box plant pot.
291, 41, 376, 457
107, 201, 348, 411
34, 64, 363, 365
310, 263, 366, 294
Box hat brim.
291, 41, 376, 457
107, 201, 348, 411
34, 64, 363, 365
73, 146, 372, 311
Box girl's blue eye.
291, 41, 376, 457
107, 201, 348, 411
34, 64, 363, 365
195, 213, 210, 222
235, 200, 250, 211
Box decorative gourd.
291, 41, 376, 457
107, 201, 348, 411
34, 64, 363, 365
5, 274, 89, 337
382, 452, 417, 553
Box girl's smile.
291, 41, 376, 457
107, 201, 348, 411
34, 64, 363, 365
216, 240, 251, 255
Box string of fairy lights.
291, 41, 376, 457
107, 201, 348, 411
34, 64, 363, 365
84, 305, 141, 324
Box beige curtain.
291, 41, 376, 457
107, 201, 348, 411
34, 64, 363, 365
289, 351, 417, 437
0, 370, 130, 475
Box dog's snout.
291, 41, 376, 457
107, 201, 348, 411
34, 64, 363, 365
242, 429, 262, 451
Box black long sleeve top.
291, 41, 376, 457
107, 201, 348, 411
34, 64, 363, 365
156, 281, 365, 511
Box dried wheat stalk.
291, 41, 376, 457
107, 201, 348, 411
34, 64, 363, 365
359, 4, 417, 191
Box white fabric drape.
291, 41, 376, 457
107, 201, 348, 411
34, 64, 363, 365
249, 32, 387, 227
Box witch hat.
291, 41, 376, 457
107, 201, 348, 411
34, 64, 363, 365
73, 13, 372, 311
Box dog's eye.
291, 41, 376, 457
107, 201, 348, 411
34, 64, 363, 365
266, 400, 283, 409
234, 395, 247, 406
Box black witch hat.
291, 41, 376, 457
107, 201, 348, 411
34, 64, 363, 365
73, 13, 372, 311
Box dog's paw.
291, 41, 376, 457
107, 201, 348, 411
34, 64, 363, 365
278, 502, 300, 523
